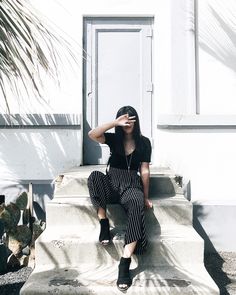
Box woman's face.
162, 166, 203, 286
122, 121, 135, 135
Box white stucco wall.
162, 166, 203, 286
0, 129, 81, 180
1, 0, 236, 250
155, 0, 236, 205
1, 0, 235, 194
2, 0, 235, 199
198, 0, 236, 114
156, 128, 236, 202
1, 0, 177, 183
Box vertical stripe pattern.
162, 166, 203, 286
87, 167, 147, 255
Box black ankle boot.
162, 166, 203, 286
117, 257, 132, 292
99, 218, 111, 245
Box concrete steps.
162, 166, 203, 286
35, 225, 204, 267
46, 195, 192, 227
20, 166, 220, 294
20, 264, 219, 294
53, 166, 182, 198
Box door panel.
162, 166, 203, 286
83, 18, 153, 165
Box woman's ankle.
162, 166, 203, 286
98, 207, 106, 220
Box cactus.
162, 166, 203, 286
22, 208, 30, 225
5, 203, 21, 231
32, 221, 46, 242
0, 191, 46, 270
0, 219, 4, 238
0, 244, 8, 274
15, 192, 28, 210
9, 225, 32, 250
0, 205, 12, 231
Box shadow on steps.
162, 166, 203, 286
193, 204, 231, 295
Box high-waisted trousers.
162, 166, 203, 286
87, 167, 147, 255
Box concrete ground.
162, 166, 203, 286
0, 251, 235, 295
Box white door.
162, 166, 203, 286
83, 17, 153, 165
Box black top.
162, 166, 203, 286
104, 133, 152, 171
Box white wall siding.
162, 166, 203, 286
198, 0, 236, 114
1, 0, 235, 251
156, 128, 236, 202
0, 128, 82, 180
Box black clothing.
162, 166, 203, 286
104, 133, 151, 171
88, 167, 147, 254
87, 132, 151, 254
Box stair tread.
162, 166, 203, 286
49, 194, 189, 204
37, 225, 201, 242
57, 165, 175, 177
20, 264, 218, 295
53, 165, 183, 198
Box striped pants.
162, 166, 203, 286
87, 167, 147, 255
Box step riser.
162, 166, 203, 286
20, 265, 220, 295
54, 176, 181, 198
20, 167, 220, 295
21, 282, 219, 295
35, 236, 203, 268
46, 203, 192, 227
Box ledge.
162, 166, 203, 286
157, 114, 236, 128
0, 114, 81, 129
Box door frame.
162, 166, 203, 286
82, 16, 154, 165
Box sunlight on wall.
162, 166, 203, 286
0, 129, 81, 181
198, 0, 236, 114
0, 0, 82, 114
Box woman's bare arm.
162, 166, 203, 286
88, 114, 136, 143
88, 121, 117, 144
140, 162, 153, 208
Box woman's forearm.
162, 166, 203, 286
88, 120, 117, 142
141, 168, 150, 199
88, 114, 135, 143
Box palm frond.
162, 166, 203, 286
0, 0, 76, 114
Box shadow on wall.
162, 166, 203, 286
0, 113, 81, 205
193, 199, 231, 295
83, 119, 103, 165
198, 0, 236, 73
0, 113, 80, 126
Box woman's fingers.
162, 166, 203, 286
117, 114, 136, 126
145, 199, 153, 209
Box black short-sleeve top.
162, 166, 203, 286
104, 133, 151, 171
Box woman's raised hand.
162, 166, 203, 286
115, 114, 136, 127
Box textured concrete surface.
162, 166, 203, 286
0, 252, 235, 295
20, 166, 220, 294
20, 264, 219, 295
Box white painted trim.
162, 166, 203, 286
83, 14, 155, 18
0, 114, 81, 127
170, 0, 197, 115
193, 200, 236, 206
157, 114, 236, 127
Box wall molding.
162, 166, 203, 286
0, 114, 81, 129
157, 114, 236, 128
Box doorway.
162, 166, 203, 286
83, 17, 153, 165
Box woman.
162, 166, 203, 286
87, 106, 152, 292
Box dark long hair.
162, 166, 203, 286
114, 106, 142, 154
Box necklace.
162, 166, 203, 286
125, 152, 133, 172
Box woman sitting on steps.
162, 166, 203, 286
87, 105, 153, 292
